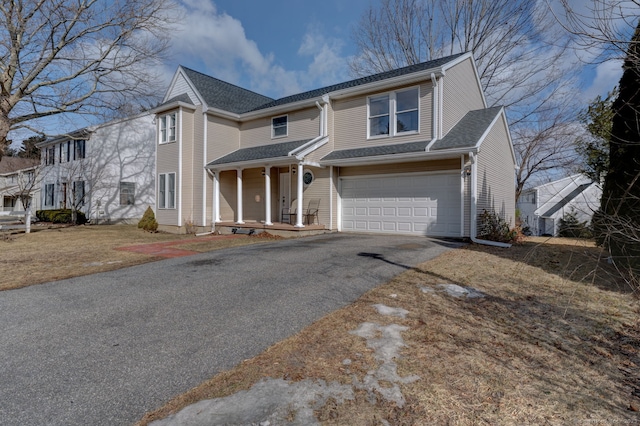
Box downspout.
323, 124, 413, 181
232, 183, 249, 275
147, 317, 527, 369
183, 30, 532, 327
469, 152, 511, 248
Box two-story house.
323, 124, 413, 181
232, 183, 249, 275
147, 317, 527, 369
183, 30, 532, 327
518, 174, 602, 236
0, 157, 40, 212
38, 112, 156, 223
154, 52, 516, 238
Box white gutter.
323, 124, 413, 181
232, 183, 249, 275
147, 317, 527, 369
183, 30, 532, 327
469, 151, 511, 248
322, 147, 477, 167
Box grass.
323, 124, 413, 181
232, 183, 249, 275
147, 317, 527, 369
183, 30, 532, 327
0, 224, 282, 291
3, 226, 638, 423
137, 237, 640, 425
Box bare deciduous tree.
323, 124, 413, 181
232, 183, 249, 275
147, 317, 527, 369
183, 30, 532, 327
350, 0, 580, 199
0, 0, 178, 159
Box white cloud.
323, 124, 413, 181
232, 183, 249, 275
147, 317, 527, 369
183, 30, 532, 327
582, 60, 623, 100
297, 29, 351, 88
164, 1, 297, 97
164, 1, 351, 99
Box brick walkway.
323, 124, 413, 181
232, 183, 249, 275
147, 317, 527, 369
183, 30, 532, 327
116, 234, 244, 259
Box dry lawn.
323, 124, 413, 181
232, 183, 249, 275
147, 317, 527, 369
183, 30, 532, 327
0, 224, 281, 291
138, 237, 640, 425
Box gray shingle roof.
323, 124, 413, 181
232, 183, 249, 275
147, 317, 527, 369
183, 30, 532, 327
206, 139, 312, 167
162, 93, 194, 106
181, 67, 275, 114
176, 53, 467, 115
247, 53, 466, 113
321, 140, 431, 162
540, 183, 592, 218
430, 106, 503, 150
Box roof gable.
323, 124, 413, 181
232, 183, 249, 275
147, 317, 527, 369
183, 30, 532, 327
180, 67, 274, 114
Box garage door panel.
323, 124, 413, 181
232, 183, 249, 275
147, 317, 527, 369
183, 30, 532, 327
341, 173, 461, 237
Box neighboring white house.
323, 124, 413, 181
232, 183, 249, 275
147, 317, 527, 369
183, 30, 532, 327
518, 174, 602, 236
0, 157, 40, 213
37, 112, 156, 223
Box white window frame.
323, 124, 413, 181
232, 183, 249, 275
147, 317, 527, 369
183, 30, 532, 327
44, 183, 55, 207
120, 181, 135, 206
367, 86, 420, 139
158, 172, 176, 209
271, 115, 288, 139
159, 112, 177, 144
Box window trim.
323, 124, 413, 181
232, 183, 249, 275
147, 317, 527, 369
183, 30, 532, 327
271, 115, 288, 139
158, 172, 176, 209
367, 86, 420, 139
44, 183, 55, 207
159, 112, 177, 144
119, 181, 135, 206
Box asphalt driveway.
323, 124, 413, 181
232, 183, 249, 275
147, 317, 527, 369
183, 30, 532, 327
0, 233, 460, 425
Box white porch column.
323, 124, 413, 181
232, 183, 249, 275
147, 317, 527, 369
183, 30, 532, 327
295, 163, 304, 228
264, 166, 273, 225
236, 168, 244, 224
213, 171, 221, 223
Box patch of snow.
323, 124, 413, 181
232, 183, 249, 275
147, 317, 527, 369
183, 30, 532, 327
150, 378, 354, 426
421, 284, 485, 298
350, 322, 420, 407
372, 303, 409, 318
436, 284, 485, 298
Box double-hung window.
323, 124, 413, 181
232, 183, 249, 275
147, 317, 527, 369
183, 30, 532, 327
272, 115, 288, 138
368, 87, 419, 138
74, 140, 86, 160
45, 146, 55, 165
73, 181, 85, 207
158, 173, 176, 209
44, 184, 55, 207
159, 113, 177, 144
120, 182, 135, 205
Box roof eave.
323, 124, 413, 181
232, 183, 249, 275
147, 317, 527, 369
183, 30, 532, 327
329, 69, 446, 100
152, 100, 197, 114
205, 156, 295, 171
321, 147, 476, 167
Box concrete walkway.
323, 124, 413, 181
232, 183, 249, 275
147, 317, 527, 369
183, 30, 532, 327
0, 233, 460, 425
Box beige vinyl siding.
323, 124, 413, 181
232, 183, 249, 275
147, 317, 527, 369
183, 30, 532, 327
156, 108, 180, 226
219, 170, 236, 221
207, 115, 240, 161
299, 166, 330, 226
338, 158, 459, 177
190, 107, 204, 225
333, 82, 433, 151
240, 107, 320, 148
167, 73, 200, 105
476, 114, 516, 227
180, 109, 195, 227
442, 58, 485, 135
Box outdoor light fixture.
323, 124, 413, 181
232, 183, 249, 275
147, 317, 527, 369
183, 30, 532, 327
261, 169, 265, 176
291, 166, 296, 174
464, 165, 472, 176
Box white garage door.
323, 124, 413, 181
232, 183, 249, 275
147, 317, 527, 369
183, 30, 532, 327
341, 173, 461, 237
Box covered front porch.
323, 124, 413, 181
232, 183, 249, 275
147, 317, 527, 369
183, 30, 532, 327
206, 138, 331, 231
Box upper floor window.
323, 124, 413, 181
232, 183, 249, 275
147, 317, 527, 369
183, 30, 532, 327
159, 112, 177, 144
368, 87, 419, 138
45, 146, 55, 165
74, 140, 86, 160
272, 115, 288, 138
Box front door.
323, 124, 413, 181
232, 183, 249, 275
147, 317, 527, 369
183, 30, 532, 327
279, 172, 290, 221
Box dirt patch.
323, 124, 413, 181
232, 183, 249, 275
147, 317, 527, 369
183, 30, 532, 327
138, 237, 640, 425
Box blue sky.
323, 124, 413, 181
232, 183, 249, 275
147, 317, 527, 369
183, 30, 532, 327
164, 0, 623, 102
163, 0, 374, 99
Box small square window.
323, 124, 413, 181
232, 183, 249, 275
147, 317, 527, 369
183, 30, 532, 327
272, 115, 287, 138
